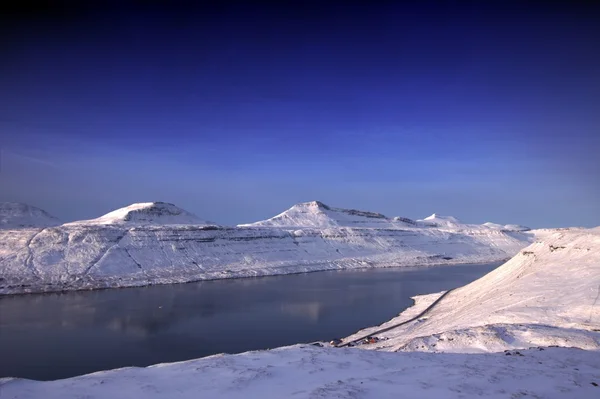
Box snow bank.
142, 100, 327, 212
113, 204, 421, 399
2, 345, 598, 398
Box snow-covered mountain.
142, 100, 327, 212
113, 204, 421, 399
64, 202, 215, 226
3, 227, 598, 398
344, 226, 600, 352
417, 213, 462, 227
239, 200, 407, 228
0, 203, 61, 229
0, 201, 535, 295
242, 201, 531, 232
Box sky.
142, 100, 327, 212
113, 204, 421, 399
1, 2, 599, 227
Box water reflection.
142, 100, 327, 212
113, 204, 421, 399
0, 262, 501, 380
280, 302, 323, 322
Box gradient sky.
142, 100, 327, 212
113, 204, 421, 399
1, 2, 599, 227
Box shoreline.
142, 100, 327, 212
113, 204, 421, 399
0, 258, 508, 297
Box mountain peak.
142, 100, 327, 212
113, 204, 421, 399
417, 213, 462, 227
67, 202, 213, 226
0, 202, 61, 229
295, 201, 331, 210
240, 201, 393, 228
423, 213, 459, 222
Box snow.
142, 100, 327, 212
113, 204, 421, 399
0, 201, 536, 295
0, 203, 61, 229
1, 226, 598, 398
63, 202, 214, 226
239, 200, 403, 228
343, 227, 600, 353
1, 345, 598, 398
423, 213, 460, 222
417, 213, 462, 227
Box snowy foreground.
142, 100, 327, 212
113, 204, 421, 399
1, 227, 599, 398
1, 201, 534, 295
2, 346, 598, 399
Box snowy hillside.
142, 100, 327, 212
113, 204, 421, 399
417, 213, 462, 227
343, 227, 600, 353
239, 200, 408, 228
242, 201, 531, 232
64, 202, 214, 226
2, 231, 598, 397
2, 345, 598, 399
0, 201, 535, 295
0, 203, 61, 229
2, 225, 598, 398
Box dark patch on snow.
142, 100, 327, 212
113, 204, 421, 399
393, 217, 417, 225
342, 209, 387, 219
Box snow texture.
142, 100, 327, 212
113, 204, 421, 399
1, 227, 598, 398
63, 202, 214, 226
343, 227, 600, 353
1, 345, 598, 398
240, 200, 404, 228
0, 201, 534, 295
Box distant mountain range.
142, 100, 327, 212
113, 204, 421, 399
240, 201, 530, 232
0, 202, 62, 229
0, 201, 535, 295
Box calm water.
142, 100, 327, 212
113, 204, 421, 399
0, 262, 501, 381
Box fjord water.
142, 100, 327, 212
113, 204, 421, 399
0, 262, 501, 381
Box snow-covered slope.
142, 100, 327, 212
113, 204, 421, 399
2, 345, 598, 398
0, 203, 61, 229
417, 213, 462, 227
65, 202, 214, 226
0, 201, 535, 295
2, 225, 598, 398
239, 200, 407, 228
243, 202, 531, 232
343, 227, 600, 353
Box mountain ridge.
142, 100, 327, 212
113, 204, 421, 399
62, 202, 214, 227
0, 202, 61, 229
1, 201, 530, 231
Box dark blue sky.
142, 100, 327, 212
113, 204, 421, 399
1, 2, 599, 227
